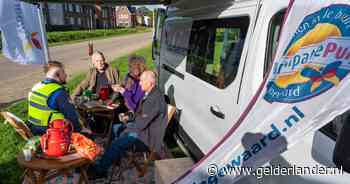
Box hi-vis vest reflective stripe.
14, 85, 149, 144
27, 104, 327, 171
28, 82, 65, 126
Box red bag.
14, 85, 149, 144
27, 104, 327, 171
40, 119, 72, 157
71, 133, 102, 160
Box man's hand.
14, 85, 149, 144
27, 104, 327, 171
72, 95, 83, 105
118, 113, 129, 123
112, 84, 125, 94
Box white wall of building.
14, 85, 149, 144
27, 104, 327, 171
144, 16, 151, 26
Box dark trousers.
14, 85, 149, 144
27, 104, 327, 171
95, 134, 149, 173
333, 115, 350, 173
27, 123, 47, 136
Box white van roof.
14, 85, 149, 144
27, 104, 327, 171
167, 0, 258, 18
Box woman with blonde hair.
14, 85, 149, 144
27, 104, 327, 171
112, 55, 146, 111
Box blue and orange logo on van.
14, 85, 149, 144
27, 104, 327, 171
264, 4, 350, 103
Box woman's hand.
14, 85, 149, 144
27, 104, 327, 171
112, 84, 125, 94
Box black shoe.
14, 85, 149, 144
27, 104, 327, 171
87, 165, 107, 180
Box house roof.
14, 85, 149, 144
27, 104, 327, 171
116, 6, 136, 14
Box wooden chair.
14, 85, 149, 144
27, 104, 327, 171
1, 112, 33, 140
107, 104, 177, 183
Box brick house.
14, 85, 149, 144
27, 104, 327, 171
41, 2, 116, 31
115, 6, 137, 27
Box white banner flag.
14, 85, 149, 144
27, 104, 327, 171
0, 0, 47, 64
173, 0, 350, 183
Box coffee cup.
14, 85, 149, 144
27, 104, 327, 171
23, 148, 32, 161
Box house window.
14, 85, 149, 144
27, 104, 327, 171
103, 9, 107, 18
76, 5, 81, 13
68, 4, 73, 12
63, 3, 68, 11
120, 14, 128, 19
70, 17, 74, 25
77, 17, 81, 25
186, 16, 249, 89
72, 4, 76, 12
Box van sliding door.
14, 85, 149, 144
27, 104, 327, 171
181, 16, 251, 153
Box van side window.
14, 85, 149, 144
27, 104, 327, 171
264, 10, 285, 76
164, 19, 192, 56
186, 17, 249, 89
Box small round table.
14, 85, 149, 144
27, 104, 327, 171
76, 100, 120, 148
76, 100, 118, 123
17, 152, 91, 184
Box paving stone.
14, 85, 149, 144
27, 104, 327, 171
155, 157, 194, 184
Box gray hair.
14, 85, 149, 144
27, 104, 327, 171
91, 50, 105, 61
141, 70, 156, 84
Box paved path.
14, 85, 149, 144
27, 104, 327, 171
0, 32, 152, 107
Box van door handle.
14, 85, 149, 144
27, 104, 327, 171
210, 106, 225, 119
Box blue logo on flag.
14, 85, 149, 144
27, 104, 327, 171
264, 4, 350, 103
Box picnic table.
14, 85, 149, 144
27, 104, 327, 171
17, 152, 91, 184
75, 99, 121, 148
77, 100, 119, 119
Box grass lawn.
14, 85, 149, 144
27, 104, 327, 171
0, 45, 160, 183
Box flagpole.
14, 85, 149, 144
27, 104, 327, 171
36, 3, 50, 64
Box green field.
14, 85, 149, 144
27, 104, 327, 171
0, 45, 155, 183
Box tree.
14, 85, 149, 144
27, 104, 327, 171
137, 6, 151, 15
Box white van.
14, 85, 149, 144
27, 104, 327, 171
153, 0, 350, 183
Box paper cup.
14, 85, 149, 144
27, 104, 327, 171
23, 149, 32, 161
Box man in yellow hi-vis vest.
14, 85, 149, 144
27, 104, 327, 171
27, 61, 81, 135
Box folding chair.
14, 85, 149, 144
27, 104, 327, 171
1, 112, 33, 140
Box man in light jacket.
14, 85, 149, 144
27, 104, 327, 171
72, 51, 120, 99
